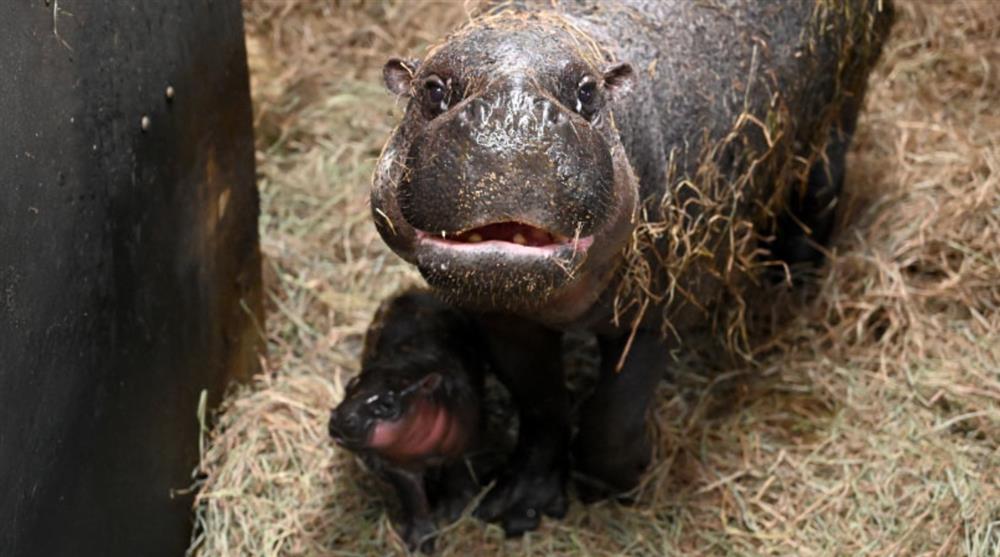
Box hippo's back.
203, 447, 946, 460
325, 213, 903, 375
546, 0, 893, 201
535, 0, 891, 334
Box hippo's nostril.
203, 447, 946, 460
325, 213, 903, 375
543, 101, 563, 125
344, 413, 360, 432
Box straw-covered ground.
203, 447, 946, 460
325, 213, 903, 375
189, 2, 1000, 555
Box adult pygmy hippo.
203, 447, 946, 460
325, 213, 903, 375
370, 0, 894, 536
329, 290, 486, 552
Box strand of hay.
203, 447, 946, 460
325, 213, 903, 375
190, 1, 999, 555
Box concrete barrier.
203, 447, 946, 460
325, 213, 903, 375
0, 1, 262, 555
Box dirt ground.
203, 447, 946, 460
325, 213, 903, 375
189, 1, 999, 555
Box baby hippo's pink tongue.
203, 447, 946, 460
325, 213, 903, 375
369, 399, 457, 463
370, 419, 404, 448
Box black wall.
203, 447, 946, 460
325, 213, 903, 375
0, 1, 262, 555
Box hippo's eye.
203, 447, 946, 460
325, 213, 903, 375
367, 391, 400, 419
575, 76, 599, 117
423, 75, 450, 115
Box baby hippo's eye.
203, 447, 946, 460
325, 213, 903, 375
575, 75, 600, 118
367, 391, 400, 419
423, 75, 450, 116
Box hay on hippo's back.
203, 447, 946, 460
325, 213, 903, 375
614, 1, 895, 360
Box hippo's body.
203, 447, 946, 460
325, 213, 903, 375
329, 290, 487, 551
370, 0, 894, 536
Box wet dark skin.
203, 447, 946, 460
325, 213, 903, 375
329, 291, 486, 552
471, 315, 569, 534
371, 0, 894, 536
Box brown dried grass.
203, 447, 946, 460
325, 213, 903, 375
189, 1, 1000, 555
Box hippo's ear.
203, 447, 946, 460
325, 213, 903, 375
416, 372, 443, 395
383, 57, 421, 97
602, 62, 634, 99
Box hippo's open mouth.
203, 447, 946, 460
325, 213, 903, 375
416, 221, 594, 256
453, 222, 568, 246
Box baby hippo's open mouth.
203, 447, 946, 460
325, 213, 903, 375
417, 221, 594, 255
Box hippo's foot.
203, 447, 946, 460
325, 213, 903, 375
475, 462, 568, 536
572, 424, 652, 504
397, 517, 437, 554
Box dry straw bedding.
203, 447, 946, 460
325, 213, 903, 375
189, 1, 1000, 555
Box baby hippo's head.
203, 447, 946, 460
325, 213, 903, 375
331, 289, 483, 465
329, 359, 474, 465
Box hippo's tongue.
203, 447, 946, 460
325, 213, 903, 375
369, 420, 403, 449
370, 400, 452, 461
454, 222, 566, 247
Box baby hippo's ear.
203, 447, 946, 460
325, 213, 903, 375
602, 62, 634, 99
383, 57, 421, 97
417, 372, 443, 395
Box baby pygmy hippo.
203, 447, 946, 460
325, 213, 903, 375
329, 290, 485, 552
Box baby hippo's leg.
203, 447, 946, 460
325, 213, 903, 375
427, 459, 480, 524
381, 467, 436, 553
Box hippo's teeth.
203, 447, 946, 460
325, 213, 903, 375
443, 222, 569, 247
530, 228, 551, 243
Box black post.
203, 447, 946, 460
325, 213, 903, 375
0, 1, 262, 555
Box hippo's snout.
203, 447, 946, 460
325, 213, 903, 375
328, 404, 369, 448
398, 90, 616, 241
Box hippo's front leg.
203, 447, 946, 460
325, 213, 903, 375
572, 331, 665, 502
474, 314, 570, 536
380, 466, 437, 553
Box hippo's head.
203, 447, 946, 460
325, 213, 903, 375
372, 15, 638, 324
329, 368, 447, 458
329, 341, 480, 463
